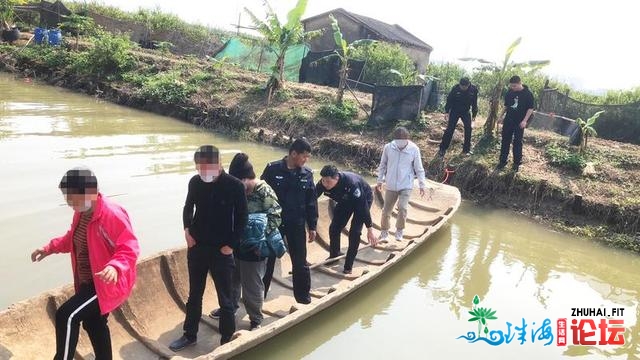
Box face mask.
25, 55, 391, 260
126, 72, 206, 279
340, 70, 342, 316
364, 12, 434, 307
73, 200, 93, 212
394, 139, 409, 148
199, 169, 220, 183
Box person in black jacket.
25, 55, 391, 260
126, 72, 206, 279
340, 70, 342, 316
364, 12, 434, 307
438, 77, 478, 156
316, 165, 377, 274
261, 138, 318, 304
497, 75, 535, 172
169, 145, 248, 351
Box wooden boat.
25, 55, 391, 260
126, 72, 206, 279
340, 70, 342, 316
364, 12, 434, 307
0, 180, 460, 359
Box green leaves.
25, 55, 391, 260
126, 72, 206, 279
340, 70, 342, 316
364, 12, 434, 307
285, 0, 308, 29
504, 37, 522, 65
467, 307, 498, 322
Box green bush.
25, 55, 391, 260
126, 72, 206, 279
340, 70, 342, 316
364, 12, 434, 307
545, 143, 586, 172
351, 42, 417, 86
140, 70, 196, 104
70, 32, 134, 78
318, 100, 358, 123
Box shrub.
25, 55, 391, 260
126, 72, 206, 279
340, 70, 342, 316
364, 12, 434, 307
351, 42, 417, 86
318, 100, 358, 123
545, 143, 586, 172
70, 31, 134, 78
140, 71, 196, 104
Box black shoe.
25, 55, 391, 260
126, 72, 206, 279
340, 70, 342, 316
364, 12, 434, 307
325, 253, 344, 264
343, 268, 352, 274
496, 162, 507, 171
296, 297, 311, 305
437, 149, 445, 157
209, 308, 237, 319
250, 321, 262, 330
462, 150, 473, 156
512, 164, 520, 172
169, 335, 196, 352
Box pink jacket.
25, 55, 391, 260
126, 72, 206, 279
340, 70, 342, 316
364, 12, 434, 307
44, 193, 140, 315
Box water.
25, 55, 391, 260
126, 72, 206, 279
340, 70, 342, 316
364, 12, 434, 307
1, 73, 638, 359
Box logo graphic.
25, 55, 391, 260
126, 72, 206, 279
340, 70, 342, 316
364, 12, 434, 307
511, 96, 519, 109
457, 295, 626, 347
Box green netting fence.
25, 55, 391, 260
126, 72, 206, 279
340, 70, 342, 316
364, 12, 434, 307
214, 38, 309, 82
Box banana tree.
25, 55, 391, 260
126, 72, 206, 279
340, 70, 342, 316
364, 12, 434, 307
245, 0, 321, 104
315, 14, 374, 104
460, 37, 549, 138
59, 13, 95, 50
576, 110, 604, 153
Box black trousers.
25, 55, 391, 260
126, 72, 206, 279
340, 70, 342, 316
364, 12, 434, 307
440, 111, 472, 153
500, 119, 525, 165
329, 198, 373, 271
54, 283, 111, 360
263, 222, 311, 304
183, 245, 236, 344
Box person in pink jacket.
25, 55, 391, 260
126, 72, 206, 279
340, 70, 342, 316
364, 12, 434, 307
31, 167, 140, 360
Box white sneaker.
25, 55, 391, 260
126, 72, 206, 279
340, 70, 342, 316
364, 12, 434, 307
395, 229, 404, 241
378, 230, 389, 242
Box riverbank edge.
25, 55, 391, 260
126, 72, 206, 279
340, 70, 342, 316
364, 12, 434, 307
0, 63, 637, 253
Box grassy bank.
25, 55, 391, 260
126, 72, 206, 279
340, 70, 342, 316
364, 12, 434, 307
1, 38, 638, 252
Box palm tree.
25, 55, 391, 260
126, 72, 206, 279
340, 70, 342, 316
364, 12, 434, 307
468, 294, 498, 337
460, 37, 549, 139
245, 0, 321, 104
576, 110, 604, 153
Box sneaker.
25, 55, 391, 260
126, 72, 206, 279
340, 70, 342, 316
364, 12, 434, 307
512, 164, 520, 172
250, 321, 262, 331
169, 335, 196, 352
462, 151, 473, 156
495, 162, 507, 171
395, 229, 404, 241
343, 268, 352, 274
378, 230, 389, 242
209, 308, 237, 319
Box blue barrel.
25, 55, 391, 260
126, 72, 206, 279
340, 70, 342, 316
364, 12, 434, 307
48, 29, 62, 46
34, 27, 48, 45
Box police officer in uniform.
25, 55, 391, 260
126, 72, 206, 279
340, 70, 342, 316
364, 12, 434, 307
316, 165, 377, 274
261, 138, 318, 304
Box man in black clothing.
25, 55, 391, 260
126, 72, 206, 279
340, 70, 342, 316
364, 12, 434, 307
261, 138, 318, 304
316, 165, 377, 274
439, 77, 478, 156
497, 75, 535, 172
169, 145, 248, 351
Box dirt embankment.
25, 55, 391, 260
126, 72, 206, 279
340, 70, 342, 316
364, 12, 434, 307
1, 45, 638, 252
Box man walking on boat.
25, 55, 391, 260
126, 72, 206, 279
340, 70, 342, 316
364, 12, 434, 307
316, 165, 377, 274
377, 127, 427, 242
169, 145, 248, 351
261, 138, 318, 304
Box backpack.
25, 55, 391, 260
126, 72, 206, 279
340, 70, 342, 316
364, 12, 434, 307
241, 213, 287, 258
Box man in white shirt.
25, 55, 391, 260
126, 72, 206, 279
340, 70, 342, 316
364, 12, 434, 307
376, 127, 426, 241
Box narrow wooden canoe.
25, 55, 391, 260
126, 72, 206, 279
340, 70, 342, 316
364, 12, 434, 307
0, 180, 460, 359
